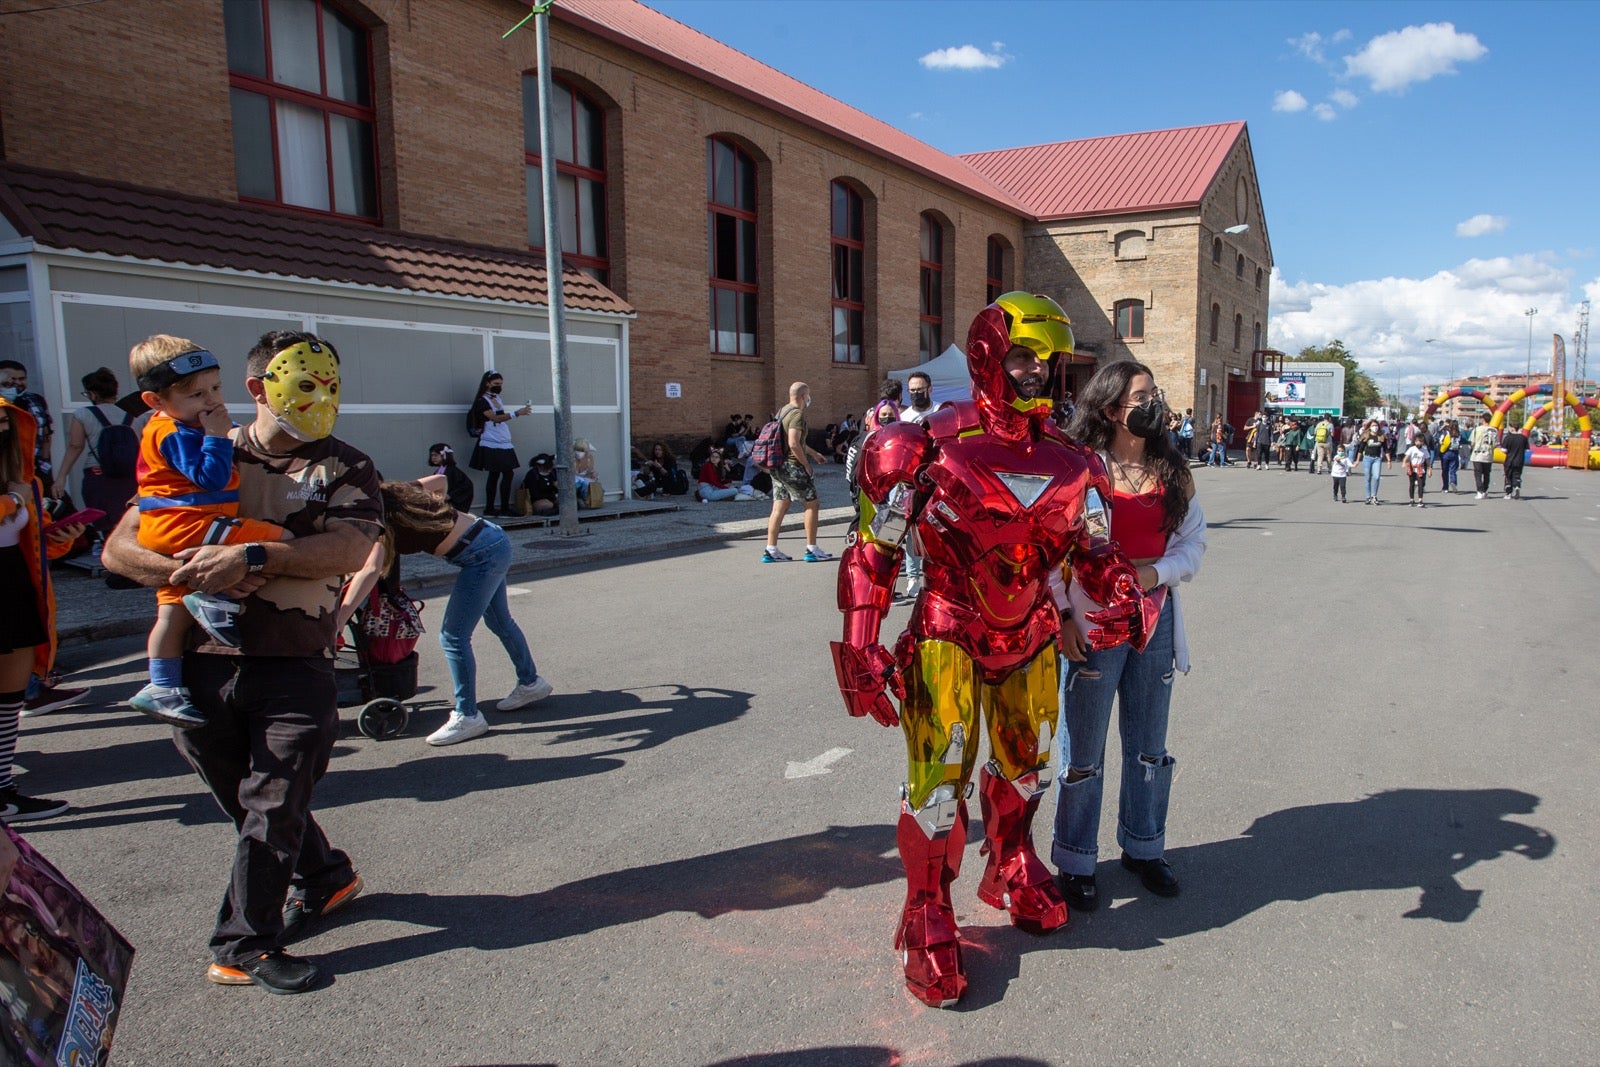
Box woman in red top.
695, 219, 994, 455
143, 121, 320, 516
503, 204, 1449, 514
1051, 360, 1206, 911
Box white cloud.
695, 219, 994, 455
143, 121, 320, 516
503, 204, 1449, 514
919, 43, 1009, 71
1329, 89, 1359, 108
1290, 32, 1330, 63
1312, 103, 1337, 121
1272, 90, 1309, 113
1343, 23, 1488, 93
1456, 214, 1508, 238
1268, 255, 1575, 391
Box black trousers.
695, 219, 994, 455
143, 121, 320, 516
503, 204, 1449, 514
1503, 461, 1524, 494
176, 653, 353, 965
1332, 476, 1347, 500
1472, 461, 1493, 494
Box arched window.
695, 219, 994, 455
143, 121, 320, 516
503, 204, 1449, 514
919, 213, 944, 360
986, 236, 1007, 303
707, 138, 758, 356
1255, 267, 1263, 292
523, 77, 609, 284
1236, 254, 1245, 280
1209, 303, 1220, 344
1233, 313, 1243, 351
1115, 229, 1148, 261
1211, 237, 1222, 265
225, 0, 378, 219
1115, 299, 1145, 341
1253, 322, 1262, 351
831, 181, 865, 364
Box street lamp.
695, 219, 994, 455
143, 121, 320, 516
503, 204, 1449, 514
1524, 307, 1539, 384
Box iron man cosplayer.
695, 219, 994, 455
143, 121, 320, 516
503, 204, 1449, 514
831, 292, 1158, 1007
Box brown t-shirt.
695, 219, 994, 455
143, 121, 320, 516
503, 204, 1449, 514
780, 404, 806, 462
194, 428, 383, 659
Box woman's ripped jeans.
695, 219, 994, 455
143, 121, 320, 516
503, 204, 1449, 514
1051, 598, 1177, 876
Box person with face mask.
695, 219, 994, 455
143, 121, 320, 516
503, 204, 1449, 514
894, 372, 936, 602
832, 293, 1160, 1006
1050, 359, 1206, 914
0, 361, 54, 490
103, 330, 382, 996
466, 372, 531, 517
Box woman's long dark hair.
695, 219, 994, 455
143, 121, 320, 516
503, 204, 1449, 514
474, 371, 503, 399
1065, 360, 1191, 534
428, 442, 458, 468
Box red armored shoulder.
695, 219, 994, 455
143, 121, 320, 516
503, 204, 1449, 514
858, 420, 934, 500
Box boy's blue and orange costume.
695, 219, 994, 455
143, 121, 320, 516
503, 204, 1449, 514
136, 413, 284, 606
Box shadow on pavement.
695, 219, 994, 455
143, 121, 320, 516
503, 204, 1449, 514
315, 685, 752, 806
1060, 787, 1552, 953
315, 823, 900, 974
707, 1054, 1050, 1067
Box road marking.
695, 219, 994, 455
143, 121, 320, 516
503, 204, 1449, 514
785, 747, 852, 779
507, 586, 532, 596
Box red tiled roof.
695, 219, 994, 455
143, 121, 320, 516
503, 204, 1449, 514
0, 164, 633, 316
960, 122, 1246, 221
550, 0, 1031, 215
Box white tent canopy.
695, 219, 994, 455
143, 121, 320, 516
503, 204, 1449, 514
887, 344, 973, 405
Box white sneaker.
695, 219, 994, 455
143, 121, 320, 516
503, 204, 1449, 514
499, 675, 553, 711
426, 712, 488, 746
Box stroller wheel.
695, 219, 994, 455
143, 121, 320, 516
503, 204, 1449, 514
358, 698, 409, 740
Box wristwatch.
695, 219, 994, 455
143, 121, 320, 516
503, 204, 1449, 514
243, 542, 267, 573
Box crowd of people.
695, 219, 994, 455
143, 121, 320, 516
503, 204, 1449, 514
1189, 409, 1537, 505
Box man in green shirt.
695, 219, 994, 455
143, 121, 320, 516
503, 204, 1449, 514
762, 381, 831, 563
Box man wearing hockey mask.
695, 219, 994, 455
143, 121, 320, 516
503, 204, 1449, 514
831, 292, 1158, 1007
103, 330, 381, 995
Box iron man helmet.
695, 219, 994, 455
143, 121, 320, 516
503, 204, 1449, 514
969, 291, 1074, 421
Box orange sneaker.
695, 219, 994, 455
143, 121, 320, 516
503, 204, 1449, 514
282, 873, 364, 941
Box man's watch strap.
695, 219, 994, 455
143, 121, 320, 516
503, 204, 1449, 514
243, 542, 267, 573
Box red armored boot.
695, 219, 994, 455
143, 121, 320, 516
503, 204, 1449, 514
893, 801, 968, 1007
975, 764, 1068, 934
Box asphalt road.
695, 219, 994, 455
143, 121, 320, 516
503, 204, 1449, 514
16, 460, 1600, 1066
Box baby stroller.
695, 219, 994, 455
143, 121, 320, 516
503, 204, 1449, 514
336, 575, 426, 740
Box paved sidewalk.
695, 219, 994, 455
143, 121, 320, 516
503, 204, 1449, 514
50, 468, 858, 644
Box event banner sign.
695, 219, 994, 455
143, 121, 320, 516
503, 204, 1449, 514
1263, 364, 1345, 417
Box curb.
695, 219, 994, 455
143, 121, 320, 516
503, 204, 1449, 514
54, 505, 858, 647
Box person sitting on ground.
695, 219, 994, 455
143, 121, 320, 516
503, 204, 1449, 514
124, 335, 291, 729
697, 446, 754, 502
633, 442, 684, 498
522, 453, 559, 515
428, 442, 473, 513
573, 438, 603, 508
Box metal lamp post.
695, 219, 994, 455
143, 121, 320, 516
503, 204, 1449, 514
1524, 307, 1539, 385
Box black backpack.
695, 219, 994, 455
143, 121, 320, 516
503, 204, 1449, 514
87, 407, 139, 478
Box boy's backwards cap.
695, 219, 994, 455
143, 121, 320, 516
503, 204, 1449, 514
138, 349, 219, 393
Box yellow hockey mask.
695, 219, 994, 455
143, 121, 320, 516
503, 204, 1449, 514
260, 341, 340, 441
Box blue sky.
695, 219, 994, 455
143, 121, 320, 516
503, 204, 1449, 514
653, 0, 1599, 399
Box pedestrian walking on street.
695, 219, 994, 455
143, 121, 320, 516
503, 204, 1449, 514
1358, 419, 1385, 504
762, 382, 831, 564
1469, 412, 1498, 498
338, 480, 553, 746
1500, 425, 1529, 499
103, 330, 379, 996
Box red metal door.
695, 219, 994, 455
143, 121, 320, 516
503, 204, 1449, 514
1226, 379, 1260, 450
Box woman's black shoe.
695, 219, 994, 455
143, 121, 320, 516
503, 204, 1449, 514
1120, 852, 1179, 897
1058, 872, 1099, 912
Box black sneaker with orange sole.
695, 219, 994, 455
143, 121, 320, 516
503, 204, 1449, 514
206, 950, 321, 995
282, 873, 364, 942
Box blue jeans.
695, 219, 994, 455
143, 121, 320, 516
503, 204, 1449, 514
1362, 455, 1383, 498
438, 522, 537, 719
697, 483, 739, 501
1439, 451, 1459, 490
1052, 599, 1177, 875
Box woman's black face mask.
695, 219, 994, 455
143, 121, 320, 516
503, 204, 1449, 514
488, 384, 503, 395
1126, 398, 1169, 441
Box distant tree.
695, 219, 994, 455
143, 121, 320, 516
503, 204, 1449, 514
1288, 340, 1381, 416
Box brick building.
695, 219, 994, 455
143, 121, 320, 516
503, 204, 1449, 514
1, 0, 1272, 487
